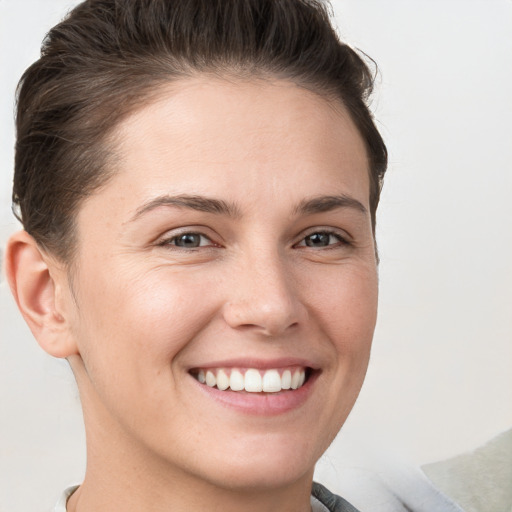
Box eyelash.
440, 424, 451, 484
295, 230, 350, 249
158, 232, 216, 249
158, 229, 350, 251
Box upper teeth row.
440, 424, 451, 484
195, 368, 306, 393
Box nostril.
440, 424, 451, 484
223, 298, 304, 335
221, 273, 306, 335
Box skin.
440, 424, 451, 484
6, 77, 378, 512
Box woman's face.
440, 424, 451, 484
65, 78, 378, 490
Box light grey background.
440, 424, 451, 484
1, 1, 511, 511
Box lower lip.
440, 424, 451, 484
190, 371, 319, 416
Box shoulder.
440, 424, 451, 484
312, 482, 361, 512
52, 485, 79, 512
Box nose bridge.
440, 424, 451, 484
222, 245, 303, 336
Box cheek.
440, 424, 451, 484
308, 263, 378, 348
71, 265, 222, 387
298, 266, 377, 452
309, 263, 377, 412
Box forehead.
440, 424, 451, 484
85, 77, 370, 220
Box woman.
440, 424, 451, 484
5, 0, 387, 510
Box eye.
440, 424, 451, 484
296, 231, 347, 249
162, 232, 214, 248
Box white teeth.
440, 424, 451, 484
281, 370, 292, 390
262, 369, 281, 392
244, 369, 263, 392
195, 367, 308, 393
229, 369, 245, 391
291, 369, 301, 389
216, 369, 230, 390
205, 370, 216, 387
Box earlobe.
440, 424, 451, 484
5, 230, 78, 358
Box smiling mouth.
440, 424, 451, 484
190, 367, 311, 393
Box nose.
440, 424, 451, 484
222, 251, 306, 337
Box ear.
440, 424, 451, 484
5, 230, 79, 358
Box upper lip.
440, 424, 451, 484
187, 357, 321, 371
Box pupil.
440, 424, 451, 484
176, 234, 200, 247
306, 233, 329, 247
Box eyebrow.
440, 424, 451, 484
129, 194, 241, 222
129, 192, 367, 223
294, 194, 368, 216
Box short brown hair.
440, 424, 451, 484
13, 0, 387, 261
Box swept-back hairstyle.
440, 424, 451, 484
13, 0, 387, 261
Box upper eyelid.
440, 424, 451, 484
157, 225, 214, 237
295, 227, 351, 242
294, 232, 348, 247
156, 228, 217, 246
154, 226, 351, 245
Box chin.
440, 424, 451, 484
204, 460, 314, 493
186, 431, 322, 492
